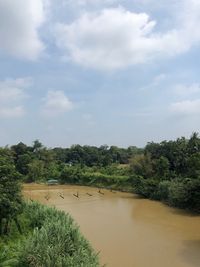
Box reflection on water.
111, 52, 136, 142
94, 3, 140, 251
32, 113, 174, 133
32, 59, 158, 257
23, 184, 200, 267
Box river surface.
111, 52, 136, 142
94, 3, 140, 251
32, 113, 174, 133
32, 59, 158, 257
23, 184, 200, 267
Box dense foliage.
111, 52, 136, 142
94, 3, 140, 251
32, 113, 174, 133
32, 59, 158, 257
7, 141, 141, 182
59, 164, 132, 191
18, 202, 99, 267
0, 148, 22, 235
130, 133, 200, 212
8, 141, 139, 191
0, 202, 99, 267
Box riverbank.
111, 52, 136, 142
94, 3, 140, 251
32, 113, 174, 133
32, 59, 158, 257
58, 166, 132, 192
27, 176, 200, 214
61, 180, 133, 193
0, 201, 100, 267
23, 184, 200, 267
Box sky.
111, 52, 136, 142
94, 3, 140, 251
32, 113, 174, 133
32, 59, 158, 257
0, 0, 200, 148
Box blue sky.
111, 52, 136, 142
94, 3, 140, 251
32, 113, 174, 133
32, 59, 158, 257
0, 0, 200, 147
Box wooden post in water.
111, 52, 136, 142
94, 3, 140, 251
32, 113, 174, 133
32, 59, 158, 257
73, 192, 79, 198
98, 189, 104, 195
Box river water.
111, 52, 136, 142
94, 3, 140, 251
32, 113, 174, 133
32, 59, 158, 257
23, 184, 200, 267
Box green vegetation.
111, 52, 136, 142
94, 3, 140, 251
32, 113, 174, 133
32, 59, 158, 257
130, 133, 200, 212
0, 148, 22, 236
0, 202, 99, 267
0, 149, 99, 266
8, 134, 199, 212
1, 133, 200, 265
10, 141, 139, 190
59, 164, 132, 191
9, 141, 141, 183
19, 202, 99, 267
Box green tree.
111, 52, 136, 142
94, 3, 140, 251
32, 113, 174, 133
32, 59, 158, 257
16, 153, 32, 175
27, 159, 45, 182
154, 156, 170, 179
32, 140, 43, 153
130, 154, 154, 178
0, 148, 22, 235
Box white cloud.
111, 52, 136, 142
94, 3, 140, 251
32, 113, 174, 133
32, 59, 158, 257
170, 99, 200, 116
173, 83, 200, 97
0, 0, 47, 60
42, 90, 73, 117
54, 0, 200, 70
54, 8, 156, 69
173, 84, 200, 97
78, 0, 117, 5
0, 87, 25, 103
0, 77, 32, 88
61, 0, 117, 7
0, 78, 31, 102
0, 106, 25, 118
0, 77, 30, 118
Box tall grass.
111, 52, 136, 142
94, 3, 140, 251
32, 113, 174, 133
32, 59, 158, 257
16, 201, 100, 267
0, 202, 100, 267
17, 202, 99, 267
0, 247, 18, 267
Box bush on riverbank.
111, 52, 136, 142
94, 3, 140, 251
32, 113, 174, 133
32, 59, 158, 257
130, 133, 200, 212
0, 202, 100, 267
132, 177, 200, 212
59, 165, 132, 191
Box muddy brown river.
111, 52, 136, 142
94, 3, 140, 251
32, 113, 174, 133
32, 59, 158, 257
23, 184, 200, 267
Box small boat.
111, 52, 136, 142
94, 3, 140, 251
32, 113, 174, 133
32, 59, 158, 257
47, 179, 58, 185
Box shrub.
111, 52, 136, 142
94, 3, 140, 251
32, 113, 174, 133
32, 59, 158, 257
168, 179, 200, 212
17, 202, 99, 267
157, 180, 171, 201
132, 176, 160, 199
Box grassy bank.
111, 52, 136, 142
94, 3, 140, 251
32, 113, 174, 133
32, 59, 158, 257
59, 165, 133, 192
60, 173, 133, 192
0, 201, 100, 267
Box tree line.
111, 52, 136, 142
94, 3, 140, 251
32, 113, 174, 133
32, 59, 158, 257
9, 141, 142, 182
130, 132, 200, 212
0, 132, 200, 232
